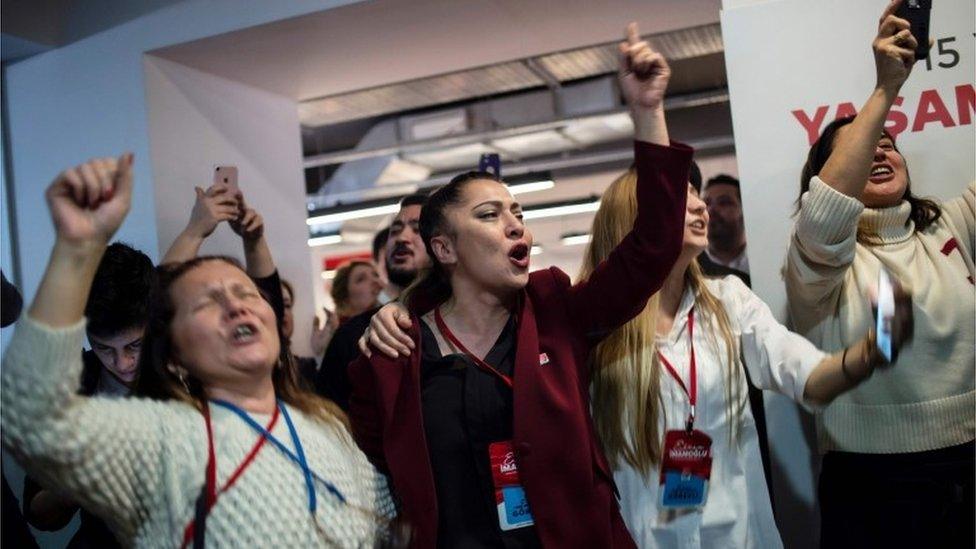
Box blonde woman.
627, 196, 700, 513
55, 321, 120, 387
582, 171, 912, 547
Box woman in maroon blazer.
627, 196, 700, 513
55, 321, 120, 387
349, 23, 691, 548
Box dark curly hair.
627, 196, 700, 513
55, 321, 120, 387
85, 242, 156, 338
798, 116, 941, 232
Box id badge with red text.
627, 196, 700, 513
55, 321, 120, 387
659, 429, 712, 509
489, 440, 535, 530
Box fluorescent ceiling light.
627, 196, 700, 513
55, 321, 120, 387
403, 143, 500, 171
523, 199, 600, 220
321, 270, 338, 280
307, 203, 400, 225
508, 180, 555, 195
307, 234, 343, 247
561, 233, 592, 246
530, 245, 543, 256
490, 130, 573, 157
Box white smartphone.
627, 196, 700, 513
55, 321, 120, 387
876, 268, 896, 362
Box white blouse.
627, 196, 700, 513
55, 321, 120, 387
612, 275, 825, 548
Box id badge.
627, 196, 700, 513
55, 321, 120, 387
659, 429, 713, 509
489, 440, 535, 530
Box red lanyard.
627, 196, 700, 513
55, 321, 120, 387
657, 308, 697, 431
433, 306, 514, 389
180, 402, 279, 548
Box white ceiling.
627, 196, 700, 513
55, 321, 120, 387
150, 0, 721, 102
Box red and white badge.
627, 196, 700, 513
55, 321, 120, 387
659, 429, 712, 508
489, 440, 535, 530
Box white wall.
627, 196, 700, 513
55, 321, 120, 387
721, 1, 975, 547
3, 0, 361, 307
145, 57, 317, 355
1, 3, 360, 547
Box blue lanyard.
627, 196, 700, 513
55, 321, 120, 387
210, 399, 347, 511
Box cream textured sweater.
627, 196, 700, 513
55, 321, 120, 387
1, 316, 395, 547
786, 177, 975, 453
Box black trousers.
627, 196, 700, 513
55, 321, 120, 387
819, 440, 975, 549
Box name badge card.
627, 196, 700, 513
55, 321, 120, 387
659, 429, 713, 509
489, 440, 535, 530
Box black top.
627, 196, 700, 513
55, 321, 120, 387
419, 316, 540, 549
315, 308, 377, 411
696, 252, 751, 287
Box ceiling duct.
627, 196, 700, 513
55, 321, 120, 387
298, 23, 723, 128
303, 22, 730, 214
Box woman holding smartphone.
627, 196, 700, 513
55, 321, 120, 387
583, 168, 911, 548
785, 2, 975, 546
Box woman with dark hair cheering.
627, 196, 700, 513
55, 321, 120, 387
1, 155, 395, 547
350, 23, 689, 548
785, 2, 974, 546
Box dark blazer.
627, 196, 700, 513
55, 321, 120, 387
315, 307, 378, 411
349, 141, 692, 548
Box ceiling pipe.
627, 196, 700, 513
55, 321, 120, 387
306, 134, 735, 212
302, 88, 728, 169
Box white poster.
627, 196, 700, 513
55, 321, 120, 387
721, 0, 974, 547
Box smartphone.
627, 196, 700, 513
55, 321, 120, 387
876, 268, 896, 362
895, 0, 932, 60
213, 165, 239, 193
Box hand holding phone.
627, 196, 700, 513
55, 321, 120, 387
895, 0, 932, 60
873, 267, 914, 364
213, 165, 239, 194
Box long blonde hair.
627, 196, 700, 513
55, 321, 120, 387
580, 170, 743, 476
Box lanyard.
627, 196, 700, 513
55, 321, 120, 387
658, 308, 697, 431
210, 399, 350, 509
434, 306, 513, 389
181, 403, 279, 549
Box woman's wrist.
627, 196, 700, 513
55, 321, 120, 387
871, 84, 900, 105
630, 107, 668, 146
52, 237, 107, 265
841, 333, 880, 384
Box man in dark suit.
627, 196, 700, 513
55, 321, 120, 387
316, 193, 429, 410
689, 169, 751, 286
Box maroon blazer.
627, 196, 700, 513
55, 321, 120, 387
349, 140, 692, 548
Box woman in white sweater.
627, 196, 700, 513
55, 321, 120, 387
581, 169, 911, 548
785, 2, 975, 547
1, 155, 395, 547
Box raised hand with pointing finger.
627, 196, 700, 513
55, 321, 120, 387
618, 22, 671, 113
618, 22, 671, 146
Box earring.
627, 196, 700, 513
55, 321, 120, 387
177, 370, 191, 394
168, 364, 191, 394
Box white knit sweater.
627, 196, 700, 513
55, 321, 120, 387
1, 316, 395, 547
786, 177, 975, 453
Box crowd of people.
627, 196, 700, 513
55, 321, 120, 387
0, 4, 972, 548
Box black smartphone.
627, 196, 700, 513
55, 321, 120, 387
895, 0, 932, 60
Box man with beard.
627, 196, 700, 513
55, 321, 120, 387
316, 193, 429, 410
699, 174, 750, 286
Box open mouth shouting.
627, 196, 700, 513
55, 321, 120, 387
869, 164, 895, 183
230, 321, 260, 345
508, 242, 530, 269
390, 243, 414, 264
